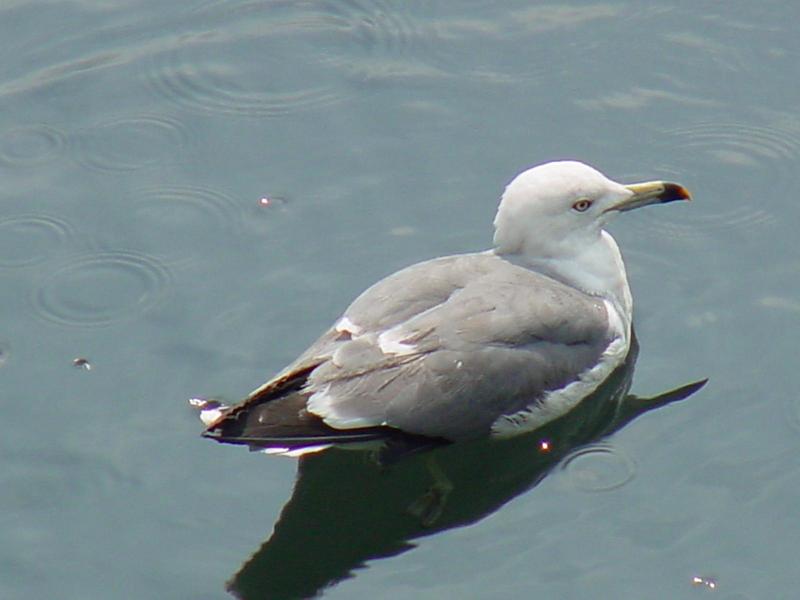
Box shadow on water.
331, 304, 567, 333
225, 335, 706, 599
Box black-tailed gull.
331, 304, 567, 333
191, 160, 690, 457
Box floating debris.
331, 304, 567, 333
189, 397, 230, 426
72, 357, 92, 371
691, 575, 717, 590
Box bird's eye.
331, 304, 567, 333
572, 199, 592, 212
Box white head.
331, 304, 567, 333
494, 160, 689, 258
492, 160, 689, 307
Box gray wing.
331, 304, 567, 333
264, 252, 613, 441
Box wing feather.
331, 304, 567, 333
304, 254, 613, 439
206, 253, 615, 445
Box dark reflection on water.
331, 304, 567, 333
225, 337, 706, 599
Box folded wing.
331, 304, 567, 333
203, 253, 614, 449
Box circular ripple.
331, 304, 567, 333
0, 214, 74, 268
144, 3, 357, 116
146, 1, 592, 111
32, 252, 171, 327
72, 115, 188, 172
329, 0, 518, 84
559, 443, 636, 492
336, 0, 437, 60
0, 125, 65, 167
630, 122, 799, 239
631, 202, 777, 242
101, 186, 244, 265
671, 122, 800, 167
0, 342, 9, 367
329, 1, 618, 85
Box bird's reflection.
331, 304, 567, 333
225, 337, 705, 600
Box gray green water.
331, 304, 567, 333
2, 1, 799, 598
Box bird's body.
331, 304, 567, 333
193, 161, 690, 457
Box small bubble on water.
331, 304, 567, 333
72, 357, 92, 371
258, 195, 287, 208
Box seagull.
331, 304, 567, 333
192, 160, 690, 458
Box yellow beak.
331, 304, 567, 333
609, 181, 692, 212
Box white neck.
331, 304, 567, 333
495, 230, 633, 334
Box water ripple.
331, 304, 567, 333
0, 341, 9, 368
637, 203, 777, 242
142, 1, 612, 112
328, 0, 507, 85
72, 114, 189, 172
99, 185, 245, 265
671, 122, 800, 168
336, 0, 436, 60
559, 443, 636, 492
0, 125, 66, 167
31, 252, 171, 327
335, 1, 620, 85
0, 214, 74, 268
633, 121, 798, 239
143, 2, 356, 116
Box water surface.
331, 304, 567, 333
2, 1, 799, 598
